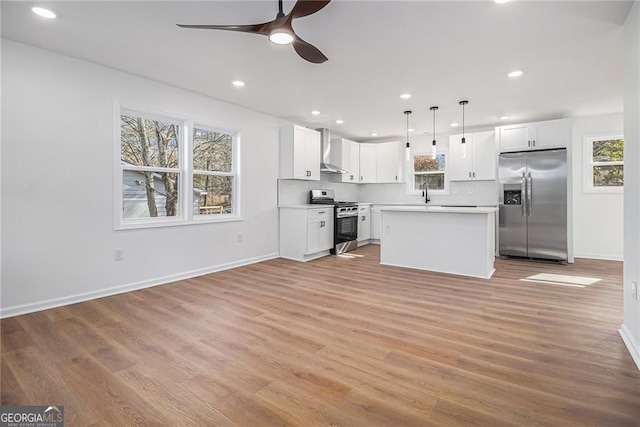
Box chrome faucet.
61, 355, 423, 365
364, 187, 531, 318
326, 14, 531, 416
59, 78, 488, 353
422, 183, 430, 204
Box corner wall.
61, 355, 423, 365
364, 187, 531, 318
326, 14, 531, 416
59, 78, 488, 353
1, 40, 286, 317
621, 1, 640, 370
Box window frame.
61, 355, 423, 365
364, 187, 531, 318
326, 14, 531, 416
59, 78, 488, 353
114, 102, 242, 230
582, 133, 624, 194
407, 150, 449, 196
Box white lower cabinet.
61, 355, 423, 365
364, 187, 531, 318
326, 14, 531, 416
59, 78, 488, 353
280, 206, 334, 262
371, 206, 382, 241
357, 205, 371, 243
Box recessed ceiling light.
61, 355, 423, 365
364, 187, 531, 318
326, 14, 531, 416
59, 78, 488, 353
335, 119, 344, 124
451, 122, 459, 127
508, 70, 524, 78
311, 110, 321, 116
232, 80, 245, 87
371, 132, 378, 137
32, 6, 57, 19
500, 115, 511, 120
494, 0, 511, 4
400, 93, 412, 100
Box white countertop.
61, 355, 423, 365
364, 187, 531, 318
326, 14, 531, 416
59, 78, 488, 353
278, 204, 334, 209
379, 205, 497, 214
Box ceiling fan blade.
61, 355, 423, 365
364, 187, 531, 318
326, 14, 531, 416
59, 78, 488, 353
176, 23, 271, 36
292, 36, 328, 64
289, 0, 332, 19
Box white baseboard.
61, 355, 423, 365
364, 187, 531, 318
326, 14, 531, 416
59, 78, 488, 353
574, 254, 623, 262
0, 252, 279, 319
619, 324, 640, 372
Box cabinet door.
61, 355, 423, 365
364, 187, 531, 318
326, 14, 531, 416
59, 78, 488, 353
532, 120, 566, 149
376, 142, 400, 183
305, 129, 321, 181
292, 127, 308, 179
499, 124, 531, 152
359, 144, 377, 183
371, 209, 382, 239
306, 219, 321, 254
472, 131, 497, 180
358, 206, 371, 241
448, 133, 474, 181
320, 218, 334, 250
347, 140, 360, 183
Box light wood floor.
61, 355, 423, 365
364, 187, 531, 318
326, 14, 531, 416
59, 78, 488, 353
2, 245, 639, 426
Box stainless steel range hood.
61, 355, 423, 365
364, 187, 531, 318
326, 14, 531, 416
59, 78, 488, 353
318, 128, 348, 174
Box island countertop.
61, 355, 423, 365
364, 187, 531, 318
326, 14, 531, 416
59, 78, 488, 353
379, 205, 497, 214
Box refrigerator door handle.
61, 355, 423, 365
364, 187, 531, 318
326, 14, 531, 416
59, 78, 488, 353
521, 172, 527, 216
527, 172, 533, 216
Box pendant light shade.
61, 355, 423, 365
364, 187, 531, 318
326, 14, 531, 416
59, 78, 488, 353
430, 106, 438, 159
404, 110, 412, 161
459, 100, 468, 158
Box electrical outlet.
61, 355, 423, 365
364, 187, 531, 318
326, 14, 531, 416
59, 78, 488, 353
451, 184, 458, 194
114, 248, 124, 261
237, 233, 243, 243
632, 281, 638, 300
384, 225, 391, 234
468, 186, 474, 194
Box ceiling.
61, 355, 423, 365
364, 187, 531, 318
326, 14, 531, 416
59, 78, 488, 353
1, 0, 633, 141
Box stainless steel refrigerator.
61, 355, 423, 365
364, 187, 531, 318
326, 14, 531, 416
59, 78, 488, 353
498, 149, 567, 262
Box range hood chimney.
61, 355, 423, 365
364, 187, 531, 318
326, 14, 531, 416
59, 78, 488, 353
318, 128, 348, 174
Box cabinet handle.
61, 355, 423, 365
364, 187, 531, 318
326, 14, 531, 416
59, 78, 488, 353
361, 176, 363, 181
532, 140, 536, 147
473, 172, 476, 178
320, 221, 325, 227
317, 211, 326, 214
350, 175, 354, 180
528, 140, 531, 147
362, 216, 366, 221
469, 172, 471, 178
395, 175, 398, 181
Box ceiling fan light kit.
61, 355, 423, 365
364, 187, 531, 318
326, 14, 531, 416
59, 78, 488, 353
177, 0, 331, 63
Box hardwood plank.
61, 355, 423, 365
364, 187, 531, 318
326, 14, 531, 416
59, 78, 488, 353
1, 245, 639, 426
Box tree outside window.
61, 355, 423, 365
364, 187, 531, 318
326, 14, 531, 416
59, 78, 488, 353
584, 135, 623, 193
413, 153, 446, 191
193, 128, 235, 215
120, 114, 180, 219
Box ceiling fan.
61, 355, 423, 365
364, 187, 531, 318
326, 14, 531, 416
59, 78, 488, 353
177, 0, 332, 64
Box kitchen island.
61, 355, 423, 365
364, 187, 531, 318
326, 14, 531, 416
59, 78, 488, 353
379, 206, 497, 279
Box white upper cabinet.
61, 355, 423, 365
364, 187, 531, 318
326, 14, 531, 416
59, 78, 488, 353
497, 119, 570, 153
376, 141, 403, 183
448, 131, 496, 181
330, 138, 360, 183
359, 141, 403, 184
280, 125, 321, 180
359, 143, 377, 183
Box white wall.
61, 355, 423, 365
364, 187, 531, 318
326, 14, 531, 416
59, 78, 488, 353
622, 1, 640, 370
571, 114, 624, 260
1, 40, 287, 317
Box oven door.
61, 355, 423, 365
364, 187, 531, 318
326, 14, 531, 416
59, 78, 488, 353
333, 212, 358, 253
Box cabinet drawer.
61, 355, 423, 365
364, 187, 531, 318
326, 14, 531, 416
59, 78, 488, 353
307, 208, 333, 222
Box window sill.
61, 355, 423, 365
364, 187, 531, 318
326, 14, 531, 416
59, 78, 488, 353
582, 187, 623, 194
115, 215, 244, 231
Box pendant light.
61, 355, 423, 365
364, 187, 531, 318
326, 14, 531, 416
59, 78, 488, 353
459, 100, 468, 158
404, 110, 412, 161
430, 106, 439, 159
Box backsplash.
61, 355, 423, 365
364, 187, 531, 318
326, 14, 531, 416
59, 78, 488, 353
278, 175, 360, 205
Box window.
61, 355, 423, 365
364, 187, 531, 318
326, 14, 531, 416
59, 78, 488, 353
410, 152, 447, 194
116, 107, 240, 229
583, 134, 623, 193
193, 127, 236, 216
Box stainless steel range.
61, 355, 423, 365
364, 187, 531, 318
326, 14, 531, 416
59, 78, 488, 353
309, 190, 358, 255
